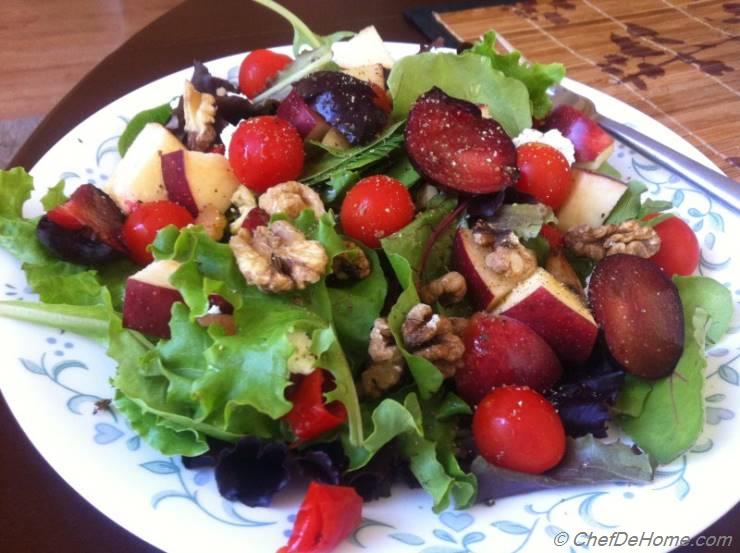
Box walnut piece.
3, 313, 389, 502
565, 220, 661, 261
361, 318, 404, 398
183, 81, 217, 152
258, 181, 326, 219
332, 241, 371, 280
195, 205, 227, 240
420, 271, 467, 305
402, 304, 465, 378
472, 226, 537, 278
229, 221, 328, 293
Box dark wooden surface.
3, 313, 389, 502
2, 1, 737, 552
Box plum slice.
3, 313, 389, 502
292, 71, 387, 145
38, 183, 127, 265
588, 254, 684, 379
405, 88, 517, 194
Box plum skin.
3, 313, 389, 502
36, 215, 123, 266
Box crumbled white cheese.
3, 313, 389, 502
228, 186, 257, 234
287, 331, 317, 375
513, 128, 575, 165
206, 303, 222, 315
220, 123, 237, 157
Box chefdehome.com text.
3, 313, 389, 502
552, 530, 734, 548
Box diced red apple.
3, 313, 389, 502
544, 105, 614, 170
453, 228, 538, 310
556, 168, 628, 231
106, 123, 185, 213
181, 150, 240, 213
277, 90, 331, 141
122, 260, 183, 339
494, 268, 598, 366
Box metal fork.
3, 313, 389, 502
550, 86, 739, 213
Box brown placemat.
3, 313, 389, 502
413, 0, 740, 180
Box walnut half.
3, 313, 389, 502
565, 220, 661, 261
258, 181, 326, 219
360, 318, 404, 398
420, 271, 467, 305
183, 81, 217, 152
229, 220, 328, 293
402, 304, 465, 378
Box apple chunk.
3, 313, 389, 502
556, 168, 627, 231
123, 260, 183, 339
181, 150, 240, 213
494, 268, 598, 365
106, 123, 185, 213
453, 228, 538, 310
544, 105, 614, 170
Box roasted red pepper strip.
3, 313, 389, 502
279, 482, 363, 553
284, 369, 347, 442
46, 203, 85, 230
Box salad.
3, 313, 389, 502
0, 1, 734, 551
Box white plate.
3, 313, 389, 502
1, 43, 738, 553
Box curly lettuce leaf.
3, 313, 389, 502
387, 52, 531, 136
470, 31, 565, 119
40, 180, 67, 211
618, 276, 733, 464
0, 166, 33, 218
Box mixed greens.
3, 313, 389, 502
0, 1, 734, 542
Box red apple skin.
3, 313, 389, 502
123, 278, 183, 339
456, 313, 563, 406
453, 229, 494, 310
588, 254, 684, 379
544, 105, 614, 163
161, 150, 199, 217
499, 286, 598, 366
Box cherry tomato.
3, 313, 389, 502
122, 201, 194, 265
643, 214, 700, 277
515, 143, 573, 209
284, 369, 347, 443
279, 482, 363, 553
473, 386, 566, 474
238, 49, 292, 98
228, 116, 304, 193
340, 175, 415, 248
539, 223, 564, 249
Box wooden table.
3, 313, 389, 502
2, 1, 737, 552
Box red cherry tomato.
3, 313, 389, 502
228, 116, 304, 193
122, 201, 194, 265
473, 386, 566, 474
279, 482, 363, 553
284, 369, 347, 443
238, 49, 292, 98
340, 175, 415, 248
515, 143, 573, 209
643, 214, 700, 277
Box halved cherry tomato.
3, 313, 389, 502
340, 175, 415, 248
643, 214, 700, 277
515, 143, 573, 209
122, 201, 194, 265
279, 482, 363, 553
284, 369, 347, 443
539, 223, 564, 249
238, 49, 292, 98
228, 116, 304, 193
473, 385, 566, 474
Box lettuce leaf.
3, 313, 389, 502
604, 180, 672, 225
117, 102, 172, 157
470, 32, 565, 119
474, 435, 653, 501
40, 180, 67, 211
387, 52, 532, 137
618, 275, 733, 464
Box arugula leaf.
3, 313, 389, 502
604, 180, 672, 225
470, 32, 565, 119
253, 0, 352, 57
618, 275, 733, 464
597, 161, 622, 180
117, 102, 172, 157
302, 120, 405, 187
474, 435, 653, 501
40, 180, 67, 211
387, 52, 532, 137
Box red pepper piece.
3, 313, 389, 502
284, 369, 346, 443
46, 203, 85, 230
279, 482, 363, 553
539, 223, 564, 249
